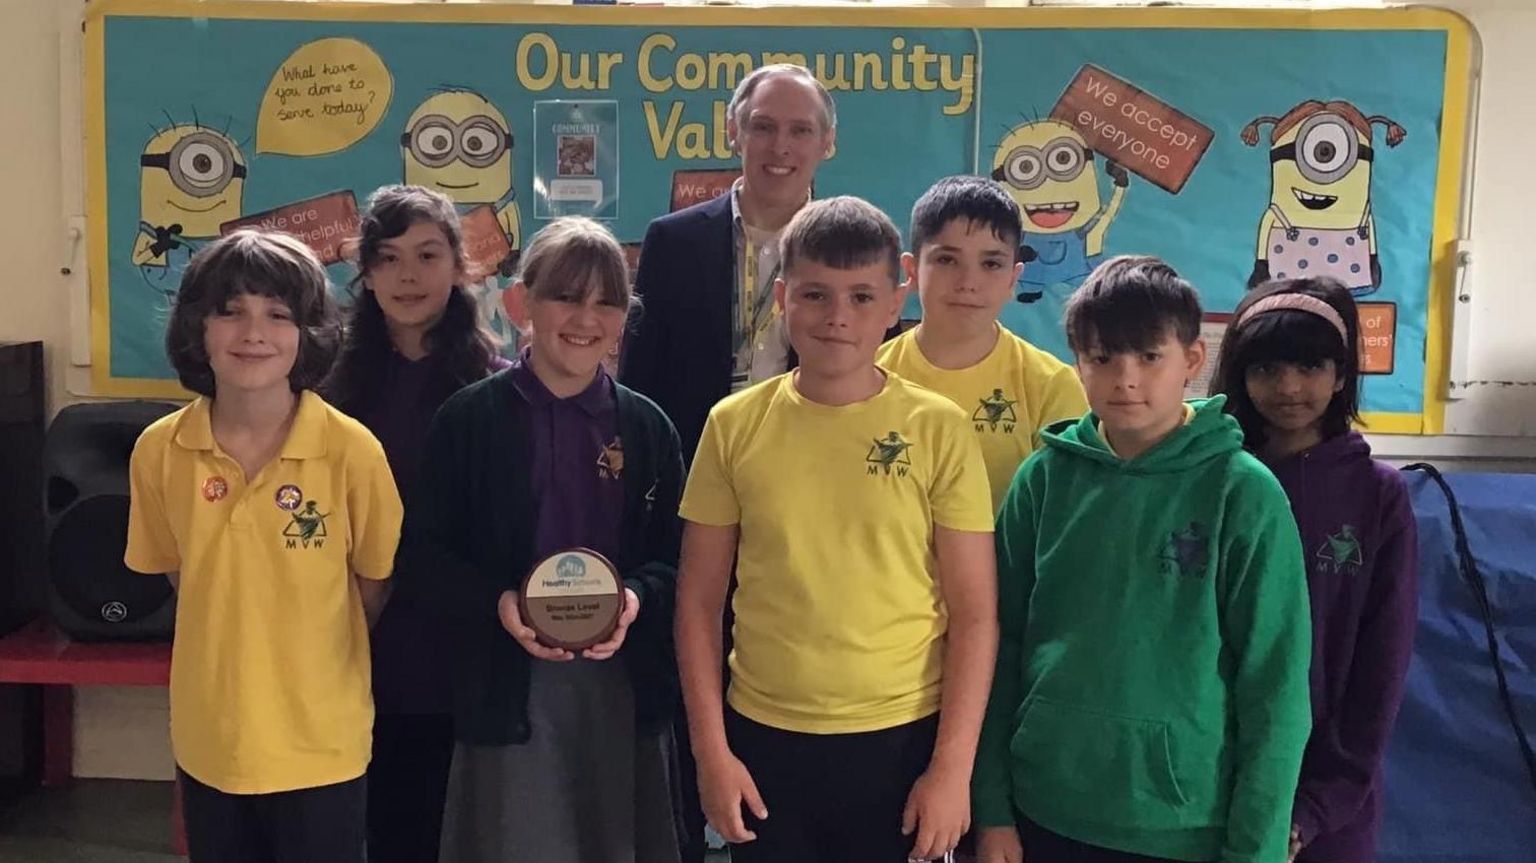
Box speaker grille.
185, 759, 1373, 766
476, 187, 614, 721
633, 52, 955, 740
48, 495, 172, 625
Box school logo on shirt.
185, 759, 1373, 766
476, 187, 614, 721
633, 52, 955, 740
1159, 522, 1210, 579
281, 500, 330, 550
1316, 524, 1364, 575
597, 437, 624, 481
972, 388, 1018, 434
866, 431, 914, 477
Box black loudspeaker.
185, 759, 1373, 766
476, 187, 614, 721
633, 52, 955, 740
0, 341, 45, 638
45, 400, 181, 641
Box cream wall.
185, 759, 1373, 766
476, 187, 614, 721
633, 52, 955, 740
0, 0, 1531, 779
1, 0, 69, 413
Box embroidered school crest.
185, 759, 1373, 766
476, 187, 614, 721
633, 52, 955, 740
1316, 524, 1364, 574
201, 476, 228, 502
597, 437, 624, 480
281, 500, 330, 550
1159, 522, 1210, 579
274, 484, 303, 512
865, 431, 914, 477
972, 388, 1019, 433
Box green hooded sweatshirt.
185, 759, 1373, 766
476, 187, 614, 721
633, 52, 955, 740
973, 397, 1312, 862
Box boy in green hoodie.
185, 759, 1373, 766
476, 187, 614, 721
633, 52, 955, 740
973, 256, 1312, 863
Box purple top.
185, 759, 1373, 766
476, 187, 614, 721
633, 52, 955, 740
507, 351, 624, 565
360, 351, 513, 492
1264, 431, 1419, 863
357, 349, 510, 715
361, 353, 435, 488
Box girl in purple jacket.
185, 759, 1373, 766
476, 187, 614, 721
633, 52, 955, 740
1214, 276, 1419, 863
323, 184, 508, 863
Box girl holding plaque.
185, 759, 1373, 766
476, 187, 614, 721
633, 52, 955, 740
324, 185, 508, 863
412, 216, 686, 863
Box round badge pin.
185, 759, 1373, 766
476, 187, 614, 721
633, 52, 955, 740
201, 476, 228, 502
275, 484, 303, 512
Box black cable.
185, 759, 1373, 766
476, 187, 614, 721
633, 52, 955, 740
1402, 462, 1536, 798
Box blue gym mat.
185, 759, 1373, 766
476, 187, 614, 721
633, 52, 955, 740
1380, 469, 1536, 863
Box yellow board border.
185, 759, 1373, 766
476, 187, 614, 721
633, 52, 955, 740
83, 1, 1477, 434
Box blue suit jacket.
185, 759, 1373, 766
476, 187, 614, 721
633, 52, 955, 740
620, 193, 740, 460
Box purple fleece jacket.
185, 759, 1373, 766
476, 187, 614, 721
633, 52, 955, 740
1263, 431, 1419, 863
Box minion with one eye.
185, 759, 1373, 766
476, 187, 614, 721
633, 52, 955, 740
1242, 100, 1404, 296
132, 123, 246, 287
992, 118, 1129, 304
402, 88, 521, 346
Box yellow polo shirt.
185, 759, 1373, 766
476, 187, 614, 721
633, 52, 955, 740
124, 391, 402, 794
680, 371, 993, 734
878, 326, 1087, 513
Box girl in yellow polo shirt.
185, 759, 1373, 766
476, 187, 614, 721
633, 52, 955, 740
125, 229, 403, 863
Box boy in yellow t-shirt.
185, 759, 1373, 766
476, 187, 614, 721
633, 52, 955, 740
125, 231, 402, 862
676, 196, 997, 863
879, 175, 1087, 511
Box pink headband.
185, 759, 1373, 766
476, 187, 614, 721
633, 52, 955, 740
1234, 293, 1348, 344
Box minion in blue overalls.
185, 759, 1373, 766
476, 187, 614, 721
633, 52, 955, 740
991, 119, 1128, 304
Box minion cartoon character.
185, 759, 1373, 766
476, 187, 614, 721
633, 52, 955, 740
132, 122, 246, 292
402, 87, 521, 346
1241, 100, 1405, 296
992, 119, 1129, 304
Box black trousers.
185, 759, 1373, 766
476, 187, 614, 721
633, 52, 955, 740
178, 768, 365, 863
724, 708, 939, 863
366, 711, 455, 863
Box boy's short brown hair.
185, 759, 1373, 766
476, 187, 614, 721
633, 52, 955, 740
1063, 255, 1203, 355
779, 196, 902, 285
166, 229, 341, 397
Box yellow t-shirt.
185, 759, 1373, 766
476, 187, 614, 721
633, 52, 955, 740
878, 326, 1088, 512
680, 371, 993, 734
124, 392, 402, 794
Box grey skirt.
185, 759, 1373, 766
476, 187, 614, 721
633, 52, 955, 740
439, 657, 682, 863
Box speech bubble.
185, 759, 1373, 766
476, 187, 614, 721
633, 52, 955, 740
257, 38, 393, 157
